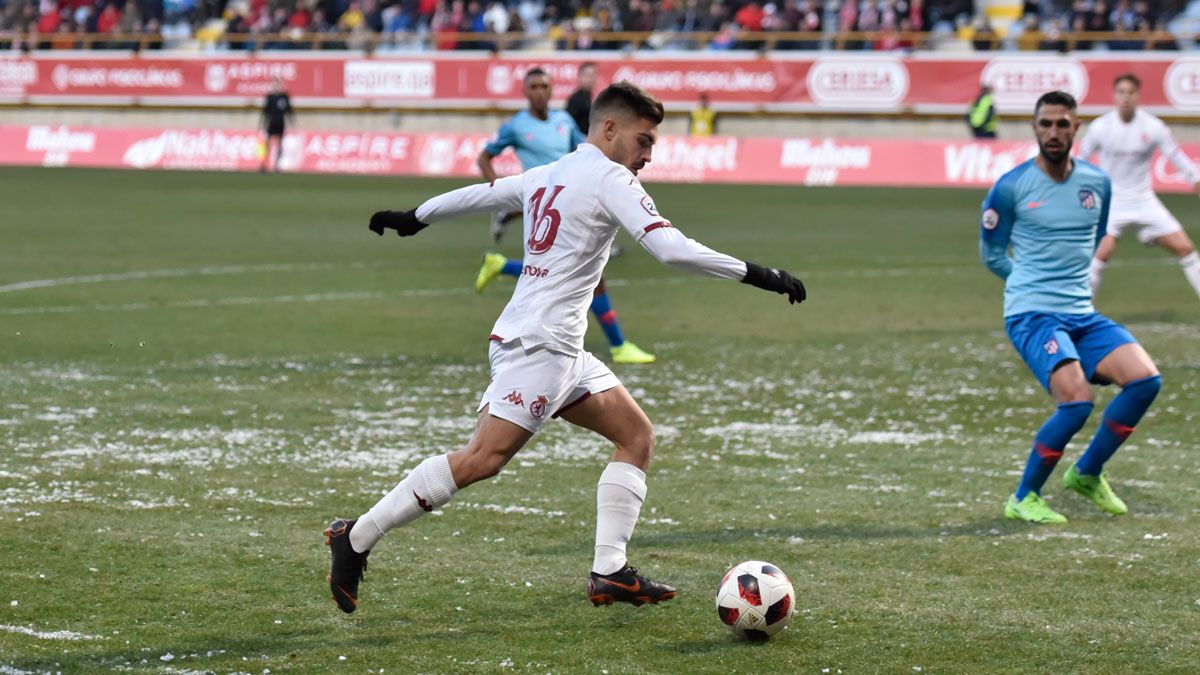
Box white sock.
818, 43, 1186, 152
349, 454, 458, 553
592, 462, 647, 575
1089, 257, 1107, 296
1180, 251, 1200, 298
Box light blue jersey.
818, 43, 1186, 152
980, 158, 1111, 317
483, 109, 585, 170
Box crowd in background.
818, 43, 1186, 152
1, 0, 1193, 50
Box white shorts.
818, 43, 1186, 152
477, 340, 622, 433
1108, 198, 1184, 245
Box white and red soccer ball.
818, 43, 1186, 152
715, 560, 796, 642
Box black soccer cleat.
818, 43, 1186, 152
587, 565, 677, 607
325, 519, 370, 614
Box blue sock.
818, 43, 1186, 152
502, 259, 522, 277
1075, 375, 1161, 476
589, 292, 625, 347
1015, 401, 1093, 500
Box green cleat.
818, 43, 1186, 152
611, 341, 656, 364
475, 252, 508, 293
1004, 493, 1068, 524
1063, 465, 1128, 515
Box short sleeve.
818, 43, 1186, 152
483, 118, 518, 157
601, 172, 672, 240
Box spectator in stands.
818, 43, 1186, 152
37, 1, 61, 35
1087, 0, 1113, 31
971, 15, 996, 50
967, 83, 997, 139
708, 20, 736, 49
697, 0, 728, 32
734, 1, 764, 31
51, 20, 76, 49
1038, 16, 1069, 51
857, 0, 880, 33
655, 0, 681, 33
795, 0, 823, 48
837, 0, 859, 47
626, 0, 655, 34
483, 0, 508, 33
432, 0, 463, 49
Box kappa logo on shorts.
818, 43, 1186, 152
1043, 338, 1060, 355
1078, 190, 1096, 210
530, 395, 549, 420
981, 208, 999, 230
503, 390, 525, 408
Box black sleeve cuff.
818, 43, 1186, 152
741, 262, 770, 288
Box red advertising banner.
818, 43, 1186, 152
4, 124, 1198, 194
3, 54, 1200, 115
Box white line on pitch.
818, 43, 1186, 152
0, 261, 390, 294
0, 624, 103, 641
0, 290, 454, 315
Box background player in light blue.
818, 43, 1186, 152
474, 67, 656, 365
980, 91, 1162, 524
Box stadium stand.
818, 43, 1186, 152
0, 0, 1192, 52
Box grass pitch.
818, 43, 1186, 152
1, 167, 1199, 673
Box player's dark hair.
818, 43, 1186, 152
1034, 90, 1077, 114
590, 81, 665, 128
524, 67, 549, 83
1114, 72, 1141, 90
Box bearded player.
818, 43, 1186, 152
981, 91, 1161, 524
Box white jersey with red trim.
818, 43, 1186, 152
1078, 109, 1200, 206
414, 142, 747, 356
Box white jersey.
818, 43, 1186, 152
415, 143, 747, 356
1078, 109, 1199, 206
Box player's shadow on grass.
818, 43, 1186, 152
673, 636, 773, 654
630, 520, 1027, 548
7, 631, 333, 674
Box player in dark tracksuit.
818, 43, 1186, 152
260, 77, 294, 172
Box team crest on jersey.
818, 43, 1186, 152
503, 390, 524, 408
530, 395, 549, 420
981, 208, 999, 230
1078, 190, 1096, 210
1043, 338, 1060, 355
640, 195, 659, 217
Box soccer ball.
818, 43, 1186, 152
715, 560, 796, 642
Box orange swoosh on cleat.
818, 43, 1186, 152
333, 585, 357, 607
600, 578, 640, 593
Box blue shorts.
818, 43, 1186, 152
1005, 311, 1137, 392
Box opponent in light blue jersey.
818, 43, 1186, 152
980, 157, 1109, 317
979, 91, 1161, 525
483, 108, 585, 170
474, 68, 656, 365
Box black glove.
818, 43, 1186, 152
369, 209, 428, 237
741, 262, 806, 305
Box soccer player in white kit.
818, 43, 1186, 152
1078, 73, 1200, 300
324, 81, 807, 614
